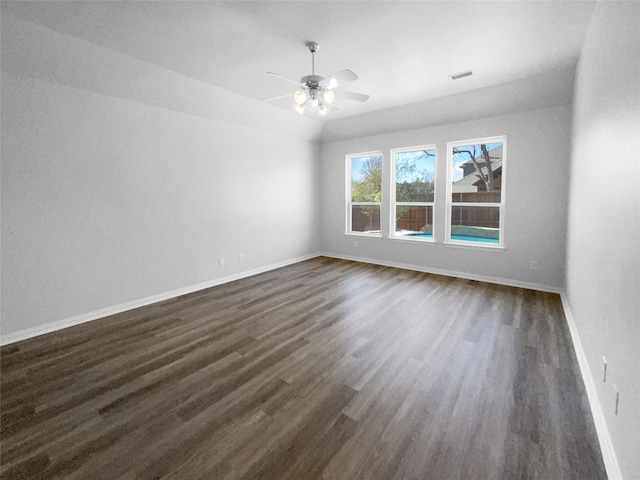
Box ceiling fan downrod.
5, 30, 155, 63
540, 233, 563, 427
307, 42, 319, 76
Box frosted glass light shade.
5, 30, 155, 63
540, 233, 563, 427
323, 90, 335, 104
294, 91, 307, 105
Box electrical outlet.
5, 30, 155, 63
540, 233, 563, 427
354, 240, 359, 247
530, 261, 538, 270
219, 257, 225, 266
602, 357, 607, 382
239, 254, 245, 262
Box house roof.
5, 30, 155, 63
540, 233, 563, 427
453, 145, 503, 192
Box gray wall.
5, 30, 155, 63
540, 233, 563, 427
320, 105, 572, 291
1, 16, 321, 338
566, 2, 640, 478
1, 4, 638, 476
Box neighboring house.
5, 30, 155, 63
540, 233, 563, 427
452, 144, 503, 194
450, 144, 503, 231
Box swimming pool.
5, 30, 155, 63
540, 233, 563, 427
406, 233, 499, 244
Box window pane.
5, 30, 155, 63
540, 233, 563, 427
450, 206, 500, 243
451, 142, 503, 202
396, 149, 435, 202
395, 206, 433, 238
351, 155, 382, 202
351, 205, 381, 233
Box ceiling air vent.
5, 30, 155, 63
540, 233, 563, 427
450, 70, 474, 80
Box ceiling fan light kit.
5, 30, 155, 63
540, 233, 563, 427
263, 41, 369, 117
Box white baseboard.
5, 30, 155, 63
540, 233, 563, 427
0, 253, 320, 346
0, 252, 558, 346
560, 292, 622, 480
320, 252, 561, 293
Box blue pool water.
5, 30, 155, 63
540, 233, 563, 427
407, 233, 498, 244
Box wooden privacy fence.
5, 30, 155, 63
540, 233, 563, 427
352, 207, 381, 232
354, 191, 501, 232
396, 207, 433, 232
451, 191, 501, 203
450, 206, 499, 228
397, 206, 498, 230
451, 191, 500, 228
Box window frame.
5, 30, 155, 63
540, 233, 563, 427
445, 136, 507, 249
390, 144, 437, 243
346, 151, 384, 237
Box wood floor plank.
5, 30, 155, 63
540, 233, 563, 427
0, 257, 607, 479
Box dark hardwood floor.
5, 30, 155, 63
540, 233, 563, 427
0, 257, 606, 479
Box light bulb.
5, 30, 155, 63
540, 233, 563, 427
323, 90, 335, 104
318, 104, 328, 116
294, 90, 307, 105
294, 102, 306, 114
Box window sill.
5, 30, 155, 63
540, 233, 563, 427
345, 232, 382, 239
443, 241, 505, 252
389, 236, 436, 244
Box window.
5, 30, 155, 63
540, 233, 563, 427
391, 146, 436, 240
447, 137, 506, 246
347, 152, 383, 235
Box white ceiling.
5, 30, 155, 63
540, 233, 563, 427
2, 1, 596, 123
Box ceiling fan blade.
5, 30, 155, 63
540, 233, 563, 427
260, 93, 293, 102
267, 72, 301, 86
334, 90, 370, 102
320, 69, 358, 89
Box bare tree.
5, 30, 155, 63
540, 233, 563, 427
452, 144, 498, 191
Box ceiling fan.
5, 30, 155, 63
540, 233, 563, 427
261, 42, 370, 116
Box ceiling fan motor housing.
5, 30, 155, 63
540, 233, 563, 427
300, 74, 324, 91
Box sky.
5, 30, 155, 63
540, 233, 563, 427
350, 143, 502, 183
350, 155, 382, 183
451, 142, 502, 182
395, 149, 435, 183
